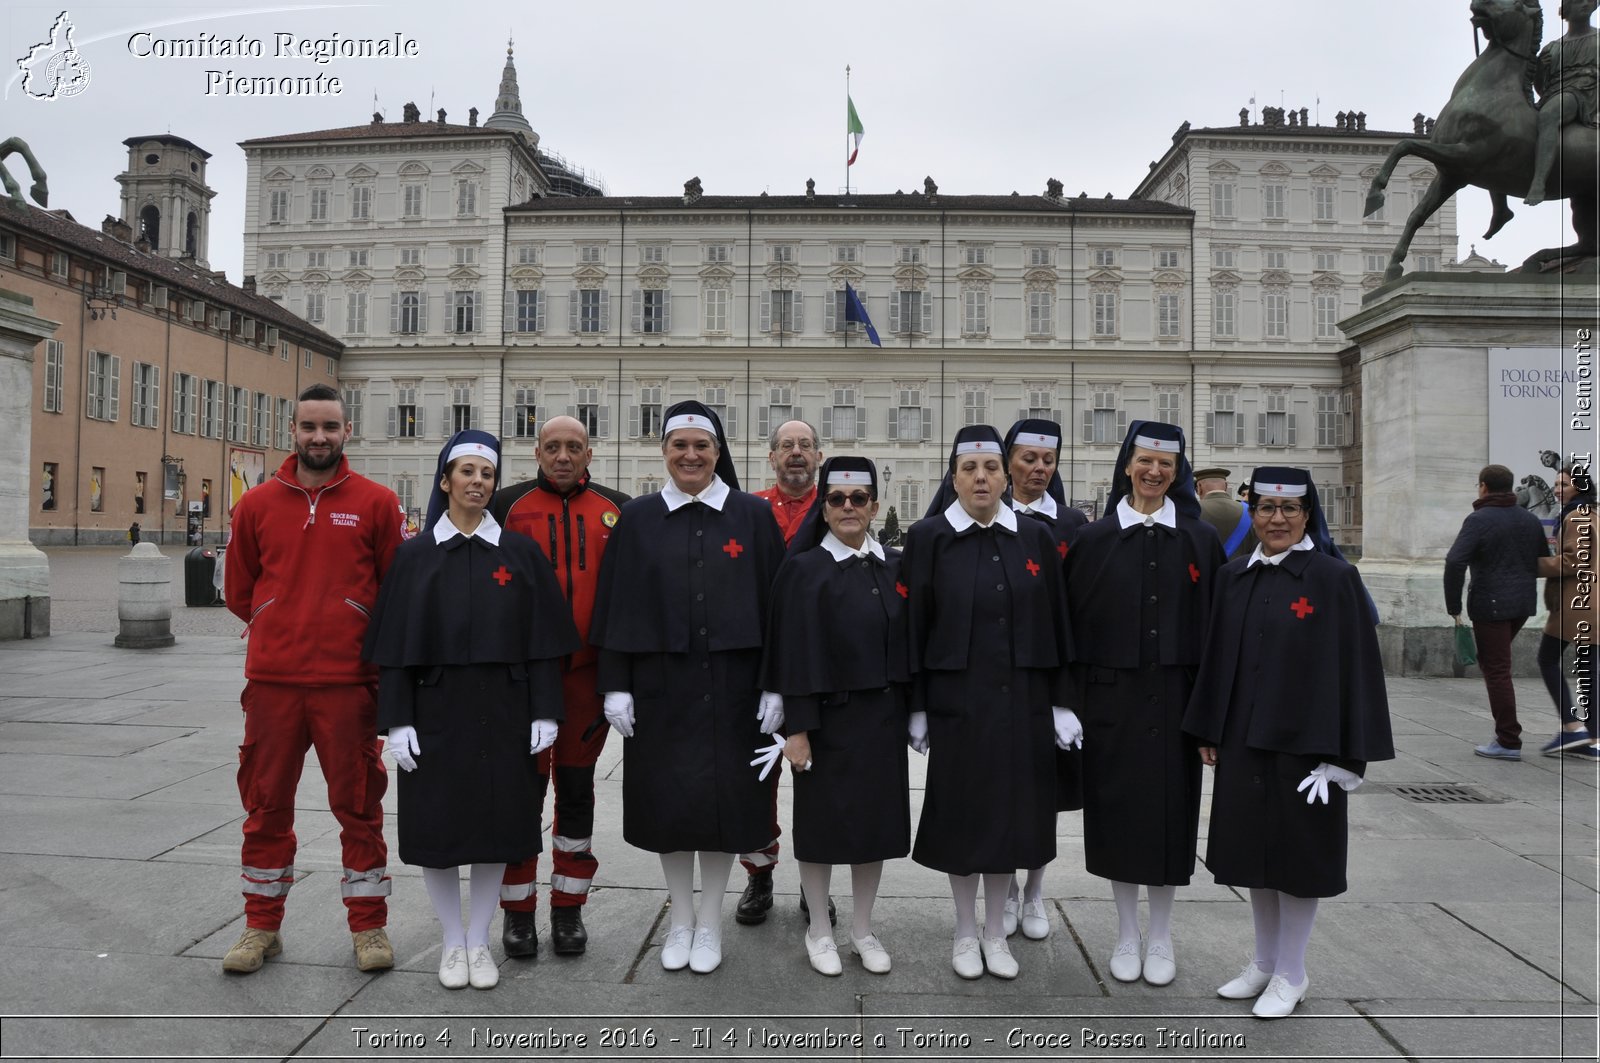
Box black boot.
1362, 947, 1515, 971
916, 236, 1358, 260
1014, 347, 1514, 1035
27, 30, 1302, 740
798, 891, 839, 926
549, 906, 588, 956
735, 868, 774, 925
502, 909, 539, 958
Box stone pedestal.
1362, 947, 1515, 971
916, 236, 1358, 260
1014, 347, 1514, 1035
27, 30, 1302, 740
0, 289, 58, 640
115, 543, 175, 648
1340, 272, 1597, 675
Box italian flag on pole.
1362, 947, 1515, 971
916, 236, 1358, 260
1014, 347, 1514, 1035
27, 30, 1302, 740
847, 95, 865, 166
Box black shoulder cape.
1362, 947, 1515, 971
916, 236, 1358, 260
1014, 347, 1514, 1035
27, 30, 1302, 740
761, 544, 909, 697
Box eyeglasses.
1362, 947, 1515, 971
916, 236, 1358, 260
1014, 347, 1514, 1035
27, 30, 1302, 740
775, 439, 817, 453
1254, 503, 1306, 518
825, 491, 872, 509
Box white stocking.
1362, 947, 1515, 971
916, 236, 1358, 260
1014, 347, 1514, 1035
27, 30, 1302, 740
466, 862, 506, 949
1022, 865, 1047, 904
1274, 892, 1319, 984
1110, 879, 1142, 949
849, 861, 883, 939
421, 865, 465, 950
798, 861, 833, 939
659, 851, 696, 931
1146, 884, 1177, 948
1248, 888, 1280, 973
948, 873, 980, 939
981, 872, 1012, 938
695, 850, 736, 937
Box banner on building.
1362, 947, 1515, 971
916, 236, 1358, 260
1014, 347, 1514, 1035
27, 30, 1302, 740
1487, 346, 1572, 546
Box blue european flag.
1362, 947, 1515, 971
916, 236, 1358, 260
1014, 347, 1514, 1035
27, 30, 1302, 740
843, 282, 882, 347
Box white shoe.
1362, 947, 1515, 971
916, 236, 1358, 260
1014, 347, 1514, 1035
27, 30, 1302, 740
1218, 960, 1273, 999
850, 932, 891, 974
661, 926, 693, 971
437, 945, 468, 989
1108, 938, 1141, 982
1020, 898, 1050, 940
952, 936, 983, 979
1143, 939, 1176, 986
804, 931, 842, 976
1002, 897, 1020, 937
980, 935, 1018, 979
466, 945, 499, 989
1252, 973, 1309, 1019
689, 927, 722, 973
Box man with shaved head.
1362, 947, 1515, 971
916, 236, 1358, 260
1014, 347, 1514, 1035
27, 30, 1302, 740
491, 415, 630, 957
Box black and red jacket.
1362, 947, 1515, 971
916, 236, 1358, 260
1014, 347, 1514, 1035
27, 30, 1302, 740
490, 471, 629, 668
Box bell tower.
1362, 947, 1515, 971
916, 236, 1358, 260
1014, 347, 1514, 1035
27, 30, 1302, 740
116, 135, 217, 268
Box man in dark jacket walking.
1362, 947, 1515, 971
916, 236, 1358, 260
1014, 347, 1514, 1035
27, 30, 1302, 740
1444, 464, 1551, 760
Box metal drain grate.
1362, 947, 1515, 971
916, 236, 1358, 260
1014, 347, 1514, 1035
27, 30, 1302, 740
1384, 783, 1505, 804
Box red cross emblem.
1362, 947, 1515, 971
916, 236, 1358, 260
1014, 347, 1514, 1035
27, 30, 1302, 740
723, 538, 744, 558
1291, 596, 1315, 619
895, 581, 908, 599
1057, 541, 1068, 559
1189, 563, 1200, 583
492, 565, 513, 586
1025, 559, 1041, 577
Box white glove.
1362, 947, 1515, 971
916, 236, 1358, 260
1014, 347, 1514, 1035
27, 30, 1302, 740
757, 690, 785, 734
750, 734, 785, 781
1052, 707, 1083, 750
602, 691, 635, 738
907, 710, 930, 755
530, 719, 559, 754
386, 726, 419, 772
1296, 762, 1363, 805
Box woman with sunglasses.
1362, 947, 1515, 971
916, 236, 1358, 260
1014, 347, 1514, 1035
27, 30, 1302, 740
761, 456, 909, 977
903, 424, 1075, 981
1183, 467, 1392, 1018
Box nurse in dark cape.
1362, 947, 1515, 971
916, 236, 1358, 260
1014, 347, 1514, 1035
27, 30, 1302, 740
904, 424, 1078, 981
998, 417, 1088, 941
1183, 467, 1393, 1019
363, 430, 579, 990
761, 456, 910, 977
1065, 419, 1223, 989
589, 401, 786, 975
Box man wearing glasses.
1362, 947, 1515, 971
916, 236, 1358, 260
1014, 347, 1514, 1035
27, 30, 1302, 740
738, 420, 824, 925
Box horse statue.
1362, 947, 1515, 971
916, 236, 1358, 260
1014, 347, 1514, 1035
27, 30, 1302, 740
1364, 0, 1596, 278
1517, 472, 1559, 518
0, 137, 49, 210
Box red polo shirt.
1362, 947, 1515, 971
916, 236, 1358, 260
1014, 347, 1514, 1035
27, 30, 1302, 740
751, 484, 817, 545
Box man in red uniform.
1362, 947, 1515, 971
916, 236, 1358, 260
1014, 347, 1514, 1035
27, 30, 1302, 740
493, 415, 629, 956
221, 383, 404, 974
738, 419, 824, 924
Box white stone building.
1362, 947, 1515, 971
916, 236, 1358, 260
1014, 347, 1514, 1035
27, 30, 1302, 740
241, 77, 1467, 546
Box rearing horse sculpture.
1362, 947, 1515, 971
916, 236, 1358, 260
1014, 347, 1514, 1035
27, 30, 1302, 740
0, 137, 49, 210
1364, 0, 1596, 278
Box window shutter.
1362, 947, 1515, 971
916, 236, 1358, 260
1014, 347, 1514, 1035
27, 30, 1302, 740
151, 367, 161, 424
472, 406, 481, 431
824, 290, 836, 333
1115, 410, 1127, 438
793, 405, 803, 425
390, 297, 400, 333
760, 291, 772, 332
887, 410, 898, 440
1234, 414, 1245, 446
570, 289, 580, 333
109, 356, 121, 420
417, 295, 428, 333
757, 405, 769, 441
1205, 411, 1214, 444
505, 288, 517, 328
856, 406, 866, 440
1053, 408, 1063, 424
631, 290, 642, 333
534, 293, 545, 333
599, 290, 610, 332
1081, 408, 1093, 444
535, 405, 545, 429
216, 310, 231, 331
172, 376, 182, 431
725, 405, 736, 438
888, 294, 900, 334
502, 407, 515, 435
597, 405, 611, 439
628, 405, 640, 437
566, 404, 577, 420
441, 405, 452, 433
792, 292, 804, 333
1257, 413, 1267, 445
820, 404, 833, 440
661, 292, 671, 333
1287, 413, 1299, 446
922, 407, 934, 440
414, 407, 425, 438
922, 293, 934, 335
1017, 407, 1028, 423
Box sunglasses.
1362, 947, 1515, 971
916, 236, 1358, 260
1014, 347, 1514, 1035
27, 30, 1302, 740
825, 491, 873, 509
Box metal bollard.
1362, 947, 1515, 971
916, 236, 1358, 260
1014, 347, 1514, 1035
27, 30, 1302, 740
115, 542, 176, 648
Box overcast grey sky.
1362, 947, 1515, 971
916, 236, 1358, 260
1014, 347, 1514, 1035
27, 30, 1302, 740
2, 0, 1580, 279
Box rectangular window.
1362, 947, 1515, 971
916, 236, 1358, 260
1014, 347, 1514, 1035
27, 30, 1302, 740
42, 339, 64, 413
1315, 292, 1339, 338
51, 251, 69, 277
1209, 389, 1243, 445
342, 383, 364, 438
514, 290, 543, 333
834, 244, 860, 264
41, 461, 58, 511
1264, 291, 1288, 338
1213, 181, 1236, 218
892, 290, 924, 335
171, 372, 197, 434
1092, 291, 1118, 337
704, 244, 731, 264
201, 379, 222, 438
394, 476, 414, 513
639, 244, 666, 265
1414, 254, 1439, 272
402, 184, 425, 218
131, 362, 160, 428
636, 477, 663, 496
1025, 387, 1055, 420
264, 251, 287, 270
636, 384, 663, 438
896, 245, 923, 265
455, 180, 477, 216
509, 385, 539, 439
1213, 247, 1236, 269
451, 381, 475, 433
769, 289, 797, 333
1158, 293, 1182, 338
1214, 290, 1236, 337
253, 392, 271, 447
1260, 389, 1294, 446
452, 291, 477, 333
1263, 183, 1286, 219
702, 383, 734, 439
1028, 246, 1053, 267
574, 383, 607, 439
1314, 184, 1336, 221
577, 289, 606, 333
395, 291, 424, 334
826, 386, 860, 442
962, 289, 989, 335
963, 386, 989, 426
350, 185, 372, 220
1156, 250, 1181, 269
1263, 249, 1288, 270
1084, 387, 1121, 444
963, 245, 989, 266
1157, 388, 1183, 429
1027, 291, 1053, 337
637, 289, 667, 333
1093, 249, 1116, 267
769, 244, 796, 265
399, 247, 422, 266
309, 187, 329, 222
347, 249, 369, 268
1316, 391, 1341, 447
1365, 253, 1386, 273
345, 290, 368, 334
898, 480, 922, 521
305, 292, 325, 324
394, 383, 419, 438
761, 383, 794, 441
277, 397, 293, 450
579, 244, 605, 265
268, 189, 288, 223
516, 246, 540, 265
889, 385, 931, 441
91, 467, 105, 512
227, 386, 250, 443
453, 246, 477, 266
704, 287, 728, 333
306, 250, 328, 269
85, 351, 120, 421
1314, 251, 1338, 272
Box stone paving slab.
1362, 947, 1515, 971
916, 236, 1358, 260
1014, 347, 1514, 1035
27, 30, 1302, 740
0, 793, 242, 860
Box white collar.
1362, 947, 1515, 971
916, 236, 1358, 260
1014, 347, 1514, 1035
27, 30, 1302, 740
1012, 492, 1058, 519
433, 508, 503, 546
821, 530, 885, 562
1247, 534, 1316, 567
661, 475, 730, 512
943, 499, 1019, 534
1116, 496, 1178, 530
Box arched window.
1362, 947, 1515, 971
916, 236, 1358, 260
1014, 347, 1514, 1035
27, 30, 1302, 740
185, 212, 199, 257
139, 205, 160, 250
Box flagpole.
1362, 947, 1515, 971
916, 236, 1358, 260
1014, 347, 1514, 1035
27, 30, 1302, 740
845, 64, 851, 197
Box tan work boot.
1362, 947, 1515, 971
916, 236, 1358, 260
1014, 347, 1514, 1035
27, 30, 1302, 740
221, 927, 282, 973
352, 927, 394, 971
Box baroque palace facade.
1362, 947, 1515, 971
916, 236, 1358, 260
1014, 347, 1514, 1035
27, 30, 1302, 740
236, 63, 1484, 547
